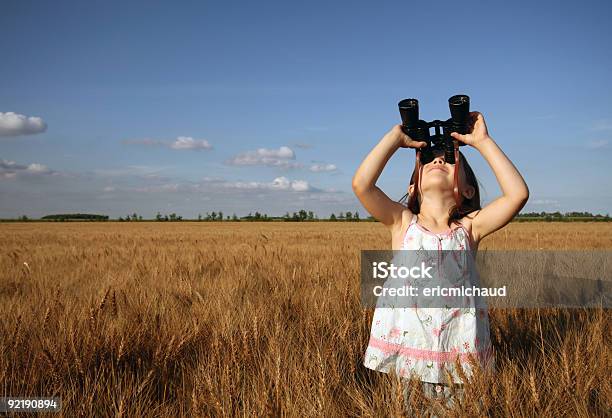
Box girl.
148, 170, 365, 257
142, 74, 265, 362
352, 111, 529, 412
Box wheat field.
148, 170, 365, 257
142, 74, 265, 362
1, 221, 610, 417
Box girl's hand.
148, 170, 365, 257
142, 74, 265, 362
387, 124, 427, 149
450, 111, 491, 149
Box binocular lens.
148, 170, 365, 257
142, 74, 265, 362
398, 98, 419, 128
449, 94, 470, 127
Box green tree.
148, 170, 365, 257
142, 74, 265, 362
298, 209, 307, 221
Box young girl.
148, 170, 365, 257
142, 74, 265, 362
352, 111, 529, 412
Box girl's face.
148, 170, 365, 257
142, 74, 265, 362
420, 149, 457, 191
409, 149, 474, 200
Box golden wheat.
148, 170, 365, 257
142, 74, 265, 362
0, 221, 610, 416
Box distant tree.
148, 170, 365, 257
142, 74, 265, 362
19, 215, 29, 221
232, 213, 238, 221
330, 213, 336, 221
346, 212, 353, 221
307, 211, 314, 221
354, 211, 360, 221
218, 211, 223, 221
41, 213, 108, 221
155, 212, 163, 221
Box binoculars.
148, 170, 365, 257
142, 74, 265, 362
398, 94, 471, 164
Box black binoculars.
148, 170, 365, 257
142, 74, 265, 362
398, 95, 471, 165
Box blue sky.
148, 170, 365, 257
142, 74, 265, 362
1, 0, 611, 218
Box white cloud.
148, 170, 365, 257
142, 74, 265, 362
1, 158, 55, 179
27, 163, 50, 173
530, 199, 560, 205
309, 163, 337, 172
128, 176, 313, 194
289, 180, 310, 192
0, 112, 47, 137
170, 136, 212, 150
226, 146, 301, 169
123, 136, 212, 151
134, 183, 181, 193
225, 176, 311, 192
92, 165, 171, 179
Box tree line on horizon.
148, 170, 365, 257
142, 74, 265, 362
6, 210, 612, 222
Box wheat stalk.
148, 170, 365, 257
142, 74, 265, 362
529, 371, 540, 409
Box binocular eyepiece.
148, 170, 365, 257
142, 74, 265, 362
398, 95, 471, 164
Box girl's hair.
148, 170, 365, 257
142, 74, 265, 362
398, 150, 481, 222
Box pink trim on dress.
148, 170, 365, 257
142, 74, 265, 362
402, 214, 474, 251
414, 222, 461, 237
457, 223, 474, 251
368, 336, 493, 363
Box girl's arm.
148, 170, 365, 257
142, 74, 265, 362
352, 125, 426, 227
451, 112, 529, 242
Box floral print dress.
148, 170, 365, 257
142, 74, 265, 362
363, 215, 495, 384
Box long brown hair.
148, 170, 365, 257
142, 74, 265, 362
398, 150, 481, 222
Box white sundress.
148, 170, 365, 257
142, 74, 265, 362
363, 215, 495, 384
